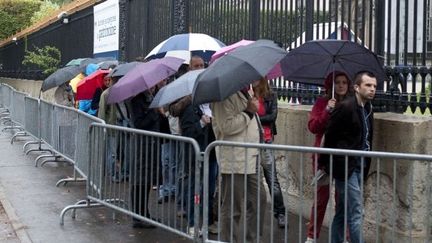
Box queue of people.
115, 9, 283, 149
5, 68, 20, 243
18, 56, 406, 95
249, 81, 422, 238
52, 51, 377, 243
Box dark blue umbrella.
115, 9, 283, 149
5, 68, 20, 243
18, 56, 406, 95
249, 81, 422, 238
280, 40, 386, 85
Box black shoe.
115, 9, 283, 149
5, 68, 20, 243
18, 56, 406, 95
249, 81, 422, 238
132, 219, 156, 229
276, 214, 287, 228
157, 195, 170, 204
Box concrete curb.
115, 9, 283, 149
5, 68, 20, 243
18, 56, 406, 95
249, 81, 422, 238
0, 185, 32, 243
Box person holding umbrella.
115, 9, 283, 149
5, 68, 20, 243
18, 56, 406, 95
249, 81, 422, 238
252, 77, 287, 228
305, 71, 353, 243
319, 71, 377, 243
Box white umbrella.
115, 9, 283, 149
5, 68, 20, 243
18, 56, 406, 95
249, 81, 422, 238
149, 69, 205, 108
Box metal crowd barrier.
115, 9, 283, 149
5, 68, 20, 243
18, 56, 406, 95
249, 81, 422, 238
9, 90, 28, 143
34, 100, 105, 186
60, 123, 202, 241
0, 84, 105, 188
201, 141, 432, 243
0, 84, 13, 125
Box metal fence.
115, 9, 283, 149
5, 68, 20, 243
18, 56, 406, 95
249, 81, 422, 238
0, 0, 431, 114
200, 141, 432, 243
60, 123, 203, 241
57, 122, 432, 243
0, 84, 105, 187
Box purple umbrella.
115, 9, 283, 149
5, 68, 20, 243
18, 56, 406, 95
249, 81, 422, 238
107, 56, 184, 104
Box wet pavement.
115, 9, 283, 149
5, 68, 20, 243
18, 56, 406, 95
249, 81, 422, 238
0, 125, 329, 243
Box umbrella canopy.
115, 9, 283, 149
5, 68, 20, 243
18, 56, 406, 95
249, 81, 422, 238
107, 62, 140, 78
41, 65, 82, 92
65, 58, 88, 67
280, 39, 386, 85
210, 39, 254, 63
146, 50, 191, 64
210, 39, 283, 80
192, 40, 287, 105
97, 60, 119, 70
149, 69, 205, 108
79, 57, 116, 72
69, 73, 86, 93
107, 57, 184, 104
76, 69, 110, 100
145, 33, 225, 62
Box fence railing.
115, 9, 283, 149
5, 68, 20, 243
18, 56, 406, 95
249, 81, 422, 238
0, 83, 105, 187
0, 83, 431, 242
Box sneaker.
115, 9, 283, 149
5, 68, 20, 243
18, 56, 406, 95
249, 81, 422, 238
207, 222, 219, 234
276, 214, 287, 228
177, 209, 186, 217
188, 226, 202, 237
305, 237, 314, 243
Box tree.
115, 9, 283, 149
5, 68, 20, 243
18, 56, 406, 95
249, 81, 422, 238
0, 0, 41, 40
22, 45, 61, 75
31, 1, 60, 25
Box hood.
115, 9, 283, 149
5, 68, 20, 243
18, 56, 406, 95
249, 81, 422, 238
324, 71, 349, 90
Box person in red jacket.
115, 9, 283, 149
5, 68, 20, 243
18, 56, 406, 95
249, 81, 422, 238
305, 71, 353, 243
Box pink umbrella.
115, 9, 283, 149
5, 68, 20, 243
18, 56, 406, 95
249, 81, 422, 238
210, 39, 283, 80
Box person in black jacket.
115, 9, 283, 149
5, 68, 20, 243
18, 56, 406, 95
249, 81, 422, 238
319, 71, 377, 243
129, 88, 160, 229
177, 95, 218, 235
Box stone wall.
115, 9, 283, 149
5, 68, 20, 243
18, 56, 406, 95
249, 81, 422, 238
2, 78, 432, 242
0, 78, 56, 103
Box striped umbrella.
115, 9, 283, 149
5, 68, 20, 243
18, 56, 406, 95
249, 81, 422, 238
145, 33, 225, 63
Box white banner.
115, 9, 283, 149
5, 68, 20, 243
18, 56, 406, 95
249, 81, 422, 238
93, 0, 119, 55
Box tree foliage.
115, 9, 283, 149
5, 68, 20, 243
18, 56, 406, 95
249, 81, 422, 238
22, 45, 61, 75
0, 0, 41, 40
31, 1, 60, 24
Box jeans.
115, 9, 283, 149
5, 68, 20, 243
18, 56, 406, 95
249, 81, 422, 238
332, 171, 363, 243
261, 148, 286, 217
187, 158, 218, 227
159, 142, 177, 197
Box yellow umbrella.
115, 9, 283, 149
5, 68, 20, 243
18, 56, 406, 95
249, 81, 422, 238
69, 73, 85, 93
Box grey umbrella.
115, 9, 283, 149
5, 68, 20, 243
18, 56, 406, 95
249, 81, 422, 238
192, 40, 287, 105
107, 62, 140, 78
41, 65, 82, 92
79, 57, 116, 71
97, 60, 119, 70
150, 69, 205, 108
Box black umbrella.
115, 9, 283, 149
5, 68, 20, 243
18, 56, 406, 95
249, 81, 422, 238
41, 65, 82, 92
280, 40, 386, 85
107, 61, 140, 78
192, 40, 287, 105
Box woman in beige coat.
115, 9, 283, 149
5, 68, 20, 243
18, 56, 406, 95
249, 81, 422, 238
211, 90, 267, 242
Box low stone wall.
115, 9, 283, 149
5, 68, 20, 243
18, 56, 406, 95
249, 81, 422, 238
2, 78, 432, 241
0, 78, 56, 103
275, 103, 432, 242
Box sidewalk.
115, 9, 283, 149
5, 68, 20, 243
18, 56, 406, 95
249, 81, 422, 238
0, 125, 329, 243
0, 127, 191, 243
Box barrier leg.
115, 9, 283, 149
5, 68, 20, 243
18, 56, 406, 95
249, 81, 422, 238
35, 154, 58, 167
56, 168, 85, 187
59, 199, 104, 226
23, 140, 40, 152
40, 156, 71, 167
10, 131, 27, 144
